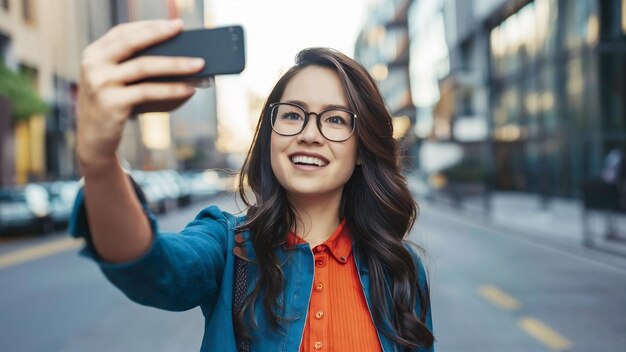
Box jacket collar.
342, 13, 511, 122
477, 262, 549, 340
286, 219, 352, 264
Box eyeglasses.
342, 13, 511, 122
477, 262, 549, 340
269, 102, 357, 142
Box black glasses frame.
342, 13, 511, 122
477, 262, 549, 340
268, 102, 358, 142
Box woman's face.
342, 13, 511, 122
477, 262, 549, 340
270, 65, 359, 200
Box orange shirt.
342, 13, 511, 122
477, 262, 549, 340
288, 220, 382, 352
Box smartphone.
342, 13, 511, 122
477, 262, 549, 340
132, 25, 246, 88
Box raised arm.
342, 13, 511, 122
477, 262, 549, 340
76, 20, 205, 263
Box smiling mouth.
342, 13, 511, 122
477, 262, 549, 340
290, 155, 328, 167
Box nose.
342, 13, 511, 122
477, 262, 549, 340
297, 114, 325, 144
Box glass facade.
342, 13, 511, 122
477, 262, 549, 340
487, 0, 624, 198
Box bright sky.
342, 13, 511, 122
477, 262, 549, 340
204, 0, 380, 153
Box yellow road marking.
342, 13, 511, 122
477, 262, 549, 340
0, 237, 84, 269
519, 316, 573, 351
478, 284, 522, 310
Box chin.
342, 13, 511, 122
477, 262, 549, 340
282, 182, 339, 198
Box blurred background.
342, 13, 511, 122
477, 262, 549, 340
1, 0, 625, 351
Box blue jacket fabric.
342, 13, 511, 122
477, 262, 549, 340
70, 189, 434, 352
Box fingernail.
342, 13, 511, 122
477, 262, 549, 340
169, 18, 183, 30
189, 58, 205, 68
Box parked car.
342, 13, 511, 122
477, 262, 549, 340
157, 169, 192, 207
38, 180, 81, 230
182, 169, 222, 201
131, 170, 177, 214
0, 184, 53, 236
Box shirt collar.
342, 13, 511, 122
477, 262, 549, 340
287, 219, 353, 264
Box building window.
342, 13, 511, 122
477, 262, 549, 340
622, 0, 626, 34
0, 33, 9, 61
22, 0, 35, 24
19, 64, 38, 89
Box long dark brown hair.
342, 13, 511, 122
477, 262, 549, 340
235, 47, 434, 350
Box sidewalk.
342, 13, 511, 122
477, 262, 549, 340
416, 189, 626, 258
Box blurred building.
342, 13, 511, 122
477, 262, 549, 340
486, 0, 625, 199
441, 0, 624, 200
0, 0, 87, 185
354, 0, 416, 168
0, 0, 221, 186
358, 0, 626, 201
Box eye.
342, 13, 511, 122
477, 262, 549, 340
280, 112, 304, 121
325, 114, 347, 125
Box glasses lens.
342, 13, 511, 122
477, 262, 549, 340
319, 110, 355, 141
271, 104, 305, 136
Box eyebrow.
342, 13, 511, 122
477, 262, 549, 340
284, 99, 351, 111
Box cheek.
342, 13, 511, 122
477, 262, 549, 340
344, 140, 359, 166
270, 134, 288, 178
337, 143, 359, 178
270, 137, 279, 173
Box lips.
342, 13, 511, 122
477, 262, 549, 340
289, 152, 329, 167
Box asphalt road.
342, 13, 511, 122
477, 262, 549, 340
1, 192, 625, 352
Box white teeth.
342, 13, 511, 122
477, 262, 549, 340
290, 155, 328, 167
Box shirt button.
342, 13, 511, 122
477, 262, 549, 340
314, 341, 323, 350
315, 259, 325, 267
315, 310, 324, 319
315, 283, 323, 292
315, 245, 325, 253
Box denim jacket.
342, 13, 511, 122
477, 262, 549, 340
70, 189, 434, 352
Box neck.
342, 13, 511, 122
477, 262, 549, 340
288, 190, 343, 247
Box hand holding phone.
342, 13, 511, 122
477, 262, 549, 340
76, 20, 238, 170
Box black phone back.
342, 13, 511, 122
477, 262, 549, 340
134, 25, 245, 81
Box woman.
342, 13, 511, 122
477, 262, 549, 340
71, 19, 435, 351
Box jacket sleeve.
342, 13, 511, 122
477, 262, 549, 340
404, 243, 435, 352
69, 182, 229, 312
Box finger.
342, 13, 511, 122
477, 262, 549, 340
132, 95, 195, 115
115, 82, 196, 110
88, 19, 184, 64
108, 56, 205, 84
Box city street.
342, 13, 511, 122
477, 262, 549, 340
2, 0, 625, 351
1, 192, 625, 352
